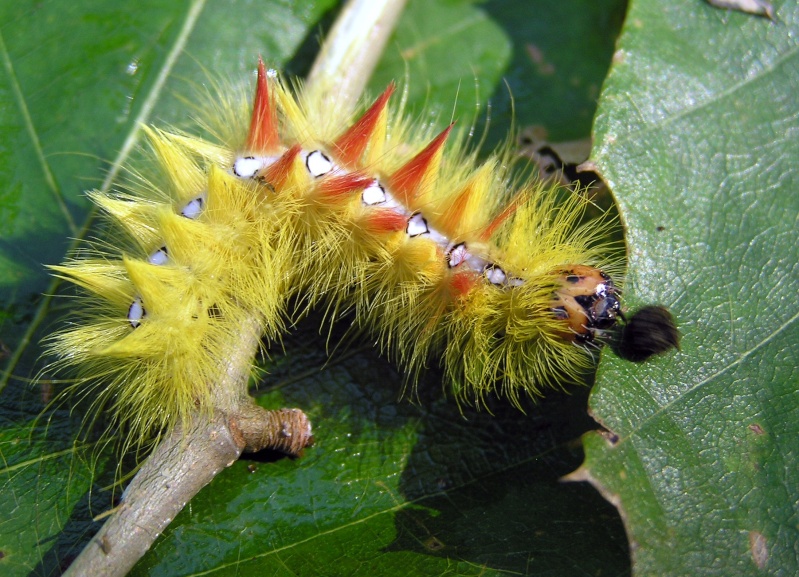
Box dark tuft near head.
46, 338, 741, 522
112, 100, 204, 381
616, 305, 680, 362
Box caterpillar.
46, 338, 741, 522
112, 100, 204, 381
45, 57, 629, 450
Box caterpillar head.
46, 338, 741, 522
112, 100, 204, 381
552, 264, 621, 344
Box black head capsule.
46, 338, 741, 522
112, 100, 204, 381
552, 265, 621, 343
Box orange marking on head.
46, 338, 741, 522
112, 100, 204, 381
333, 83, 395, 168
387, 124, 454, 207
317, 172, 373, 202
364, 209, 408, 234
246, 57, 280, 153
256, 144, 301, 189
479, 191, 526, 241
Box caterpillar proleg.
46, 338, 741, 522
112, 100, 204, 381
47, 57, 626, 448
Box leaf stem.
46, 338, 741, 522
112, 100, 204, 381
306, 0, 408, 115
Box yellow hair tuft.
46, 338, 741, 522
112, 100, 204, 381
47, 63, 623, 450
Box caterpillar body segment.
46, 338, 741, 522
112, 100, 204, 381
47, 58, 623, 446
225, 60, 623, 405
47, 130, 295, 445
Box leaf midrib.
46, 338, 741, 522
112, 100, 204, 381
601, 39, 799, 149
0, 27, 76, 236
617, 306, 799, 445
0, 0, 208, 393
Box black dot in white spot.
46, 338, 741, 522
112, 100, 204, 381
148, 246, 168, 265
181, 196, 204, 219
128, 297, 145, 328
406, 213, 429, 237
362, 182, 387, 205
447, 243, 468, 268
306, 150, 333, 178
484, 265, 507, 285
233, 156, 264, 178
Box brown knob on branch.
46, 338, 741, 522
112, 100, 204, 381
232, 405, 314, 456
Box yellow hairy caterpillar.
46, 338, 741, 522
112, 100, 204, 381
47, 57, 628, 448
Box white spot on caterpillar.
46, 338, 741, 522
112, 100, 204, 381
508, 277, 525, 287
181, 196, 204, 219
447, 243, 468, 268
484, 265, 506, 285
426, 226, 448, 245
362, 182, 387, 205
233, 156, 266, 178
148, 246, 168, 265
128, 297, 145, 328
406, 213, 429, 237
305, 150, 333, 178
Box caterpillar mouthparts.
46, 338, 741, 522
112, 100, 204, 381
553, 265, 621, 344
47, 56, 632, 445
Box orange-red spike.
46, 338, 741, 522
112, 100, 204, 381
333, 83, 395, 168
364, 209, 408, 234
479, 190, 526, 241
256, 144, 301, 189
449, 271, 478, 297
438, 182, 473, 234
387, 125, 454, 207
316, 172, 373, 202
246, 57, 280, 153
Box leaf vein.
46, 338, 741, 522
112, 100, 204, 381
612, 41, 799, 147
628, 307, 799, 441
0, 0, 207, 393
0, 28, 77, 236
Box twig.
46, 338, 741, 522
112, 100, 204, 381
63, 316, 313, 577
306, 0, 408, 117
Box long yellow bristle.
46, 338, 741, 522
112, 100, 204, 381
47, 63, 621, 449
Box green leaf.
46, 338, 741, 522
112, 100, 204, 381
131, 343, 629, 576
0, 0, 630, 575
582, 1, 799, 576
